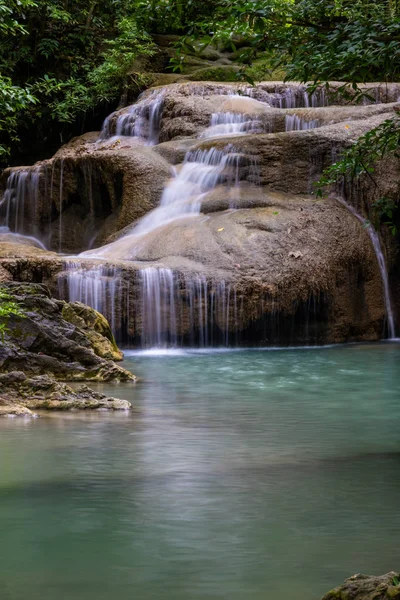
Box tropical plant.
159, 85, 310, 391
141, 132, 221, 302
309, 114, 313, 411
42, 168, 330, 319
172, 0, 400, 229
0, 0, 157, 163
0, 288, 24, 341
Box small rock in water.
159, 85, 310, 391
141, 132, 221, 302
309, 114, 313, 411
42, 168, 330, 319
288, 250, 303, 259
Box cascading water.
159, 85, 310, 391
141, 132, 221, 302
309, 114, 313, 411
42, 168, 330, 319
200, 111, 263, 138
136, 147, 240, 233
140, 268, 177, 347
59, 261, 124, 335
272, 87, 328, 109
56, 82, 396, 348
140, 268, 236, 348
80, 144, 248, 261
63, 95, 266, 346
285, 115, 320, 131
58, 159, 64, 253
58, 262, 238, 347
0, 168, 41, 238
99, 89, 164, 144
336, 197, 396, 339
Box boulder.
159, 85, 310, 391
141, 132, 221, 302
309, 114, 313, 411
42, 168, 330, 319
0, 394, 35, 417
1, 80, 399, 346
61, 302, 123, 361
85, 189, 385, 343
322, 572, 400, 600
0, 371, 130, 415
0, 282, 135, 381
0, 137, 171, 253
196, 108, 400, 194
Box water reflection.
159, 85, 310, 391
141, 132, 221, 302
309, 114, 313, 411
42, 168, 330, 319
0, 344, 400, 600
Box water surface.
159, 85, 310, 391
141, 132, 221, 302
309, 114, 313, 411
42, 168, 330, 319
1, 343, 400, 600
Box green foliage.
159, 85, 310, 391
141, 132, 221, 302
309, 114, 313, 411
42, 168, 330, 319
135, 0, 216, 35
0, 77, 37, 157
171, 0, 400, 233
0, 288, 24, 341
170, 0, 400, 86
316, 116, 400, 234
1, 0, 400, 181
87, 17, 154, 104
0, 0, 157, 162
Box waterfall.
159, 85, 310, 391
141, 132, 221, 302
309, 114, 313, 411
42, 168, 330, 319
59, 159, 64, 253
200, 112, 263, 138
100, 89, 164, 144
285, 115, 319, 131
66, 99, 261, 347
59, 261, 124, 334
136, 147, 233, 232
81, 145, 247, 260
139, 267, 236, 348
61, 82, 389, 348
272, 87, 327, 109
0, 168, 41, 238
58, 262, 237, 347
140, 268, 177, 347
336, 197, 396, 338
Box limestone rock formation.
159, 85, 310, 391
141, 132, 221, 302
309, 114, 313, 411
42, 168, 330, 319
0, 371, 131, 416
0, 282, 133, 381
0, 81, 399, 346
0, 136, 171, 253
61, 302, 123, 361
322, 572, 400, 600
0, 283, 135, 415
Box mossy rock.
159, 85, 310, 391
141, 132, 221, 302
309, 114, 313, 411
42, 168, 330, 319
62, 302, 123, 361
227, 47, 253, 62
0, 283, 133, 382
190, 43, 224, 62
182, 56, 214, 69
244, 56, 287, 82
185, 65, 241, 82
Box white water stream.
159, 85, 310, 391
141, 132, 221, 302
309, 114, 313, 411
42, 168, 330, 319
1, 83, 395, 345
336, 197, 396, 339
0, 168, 41, 237
63, 102, 263, 345
99, 89, 165, 144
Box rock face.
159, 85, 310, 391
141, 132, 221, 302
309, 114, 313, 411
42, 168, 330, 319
322, 572, 400, 600
0, 282, 133, 380
0, 81, 399, 346
51, 190, 384, 346
0, 371, 131, 417
0, 136, 171, 253
0, 282, 135, 415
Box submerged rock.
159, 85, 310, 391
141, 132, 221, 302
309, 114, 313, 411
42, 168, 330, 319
0, 394, 36, 417
322, 572, 400, 600
0, 371, 131, 415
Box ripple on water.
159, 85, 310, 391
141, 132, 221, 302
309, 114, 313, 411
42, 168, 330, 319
0, 343, 399, 600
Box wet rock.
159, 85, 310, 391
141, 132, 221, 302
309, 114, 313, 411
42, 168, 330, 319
0, 282, 135, 382
61, 302, 123, 361
0, 396, 35, 417
197, 108, 399, 194
185, 65, 241, 82
0, 139, 171, 253
322, 572, 400, 600
0, 372, 131, 413
1, 80, 399, 345
1, 81, 398, 256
